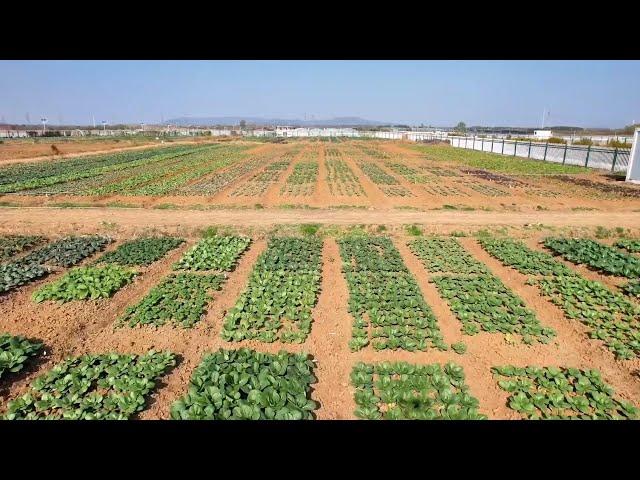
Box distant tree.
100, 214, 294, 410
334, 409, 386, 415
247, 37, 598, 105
240, 120, 247, 129
455, 122, 467, 133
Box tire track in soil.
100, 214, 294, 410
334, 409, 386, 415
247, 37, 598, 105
460, 236, 640, 408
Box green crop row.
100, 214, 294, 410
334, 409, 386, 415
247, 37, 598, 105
131, 145, 247, 196
3, 350, 176, 420
0, 333, 43, 380
33, 264, 136, 303
544, 237, 640, 279
357, 161, 399, 185
222, 237, 322, 343
22, 235, 111, 268
0, 235, 46, 261
171, 348, 317, 420
325, 158, 365, 196
479, 237, 640, 359
0, 145, 203, 194
409, 237, 488, 274
118, 273, 224, 328
615, 239, 640, 253
492, 365, 637, 419
411, 237, 554, 343
351, 361, 485, 420
385, 162, 433, 184
338, 236, 443, 352
174, 235, 250, 271
24, 146, 203, 195
1, 236, 111, 295
433, 274, 555, 342
97, 236, 185, 266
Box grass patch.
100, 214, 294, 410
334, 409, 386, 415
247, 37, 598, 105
300, 224, 320, 236
405, 224, 422, 236
411, 144, 590, 175
106, 202, 139, 209
50, 202, 96, 208
153, 203, 178, 210
0, 200, 20, 208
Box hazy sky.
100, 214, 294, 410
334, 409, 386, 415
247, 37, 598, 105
1, 60, 638, 127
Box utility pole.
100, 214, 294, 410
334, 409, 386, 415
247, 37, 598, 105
41, 117, 47, 135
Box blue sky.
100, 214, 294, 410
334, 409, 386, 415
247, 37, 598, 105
0, 60, 638, 127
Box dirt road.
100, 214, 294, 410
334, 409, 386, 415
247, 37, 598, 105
1, 206, 638, 233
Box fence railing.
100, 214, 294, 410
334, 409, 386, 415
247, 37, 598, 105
447, 135, 630, 173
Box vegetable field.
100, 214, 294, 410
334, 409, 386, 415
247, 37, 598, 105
1, 137, 640, 420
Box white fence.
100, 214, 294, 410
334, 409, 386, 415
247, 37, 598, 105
448, 136, 631, 173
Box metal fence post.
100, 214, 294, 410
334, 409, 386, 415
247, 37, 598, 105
584, 145, 591, 167
491, 137, 494, 153
562, 144, 567, 165
513, 140, 517, 156
501, 139, 505, 155
473, 137, 475, 150
611, 148, 618, 172
528, 141, 532, 158
543, 142, 548, 161
481, 138, 484, 151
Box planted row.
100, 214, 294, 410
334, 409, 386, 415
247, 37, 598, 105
4, 351, 176, 420
0, 333, 43, 380
33, 264, 137, 303
0, 235, 46, 261
1, 236, 110, 294
493, 365, 637, 419
281, 161, 318, 196
479, 237, 640, 359
118, 235, 250, 328
411, 237, 554, 343
97, 236, 185, 266
351, 361, 485, 420
325, 158, 365, 196
171, 348, 317, 420
173, 235, 250, 271
222, 237, 322, 343
544, 237, 640, 279
339, 236, 443, 352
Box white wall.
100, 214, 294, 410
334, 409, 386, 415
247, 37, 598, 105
626, 129, 640, 183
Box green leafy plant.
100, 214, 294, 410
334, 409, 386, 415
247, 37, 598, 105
0, 334, 43, 379
544, 237, 640, 279
222, 237, 322, 343
338, 236, 442, 352
173, 235, 250, 272
0, 235, 46, 261
351, 361, 486, 420
493, 365, 638, 420
479, 237, 640, 360
433, 274, 555, 343
171, 348, 317, 420
4, 350, 176, 420
451, 342, 467, 354
300, 224, 320, 236
97, 236, 184, 266
0, 260, 49, 294
33, 264, 136, 303
22, 235, 111, 268
410, 237, 488, 274
615, 238, 640, 253
118, 273, 224, 328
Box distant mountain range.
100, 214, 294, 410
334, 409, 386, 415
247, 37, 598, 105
164, 116, 387, 127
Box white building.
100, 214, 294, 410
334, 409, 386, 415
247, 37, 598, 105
534, 130, 553, 140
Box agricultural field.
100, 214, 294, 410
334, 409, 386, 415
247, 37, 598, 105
1, 137, 640, 420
